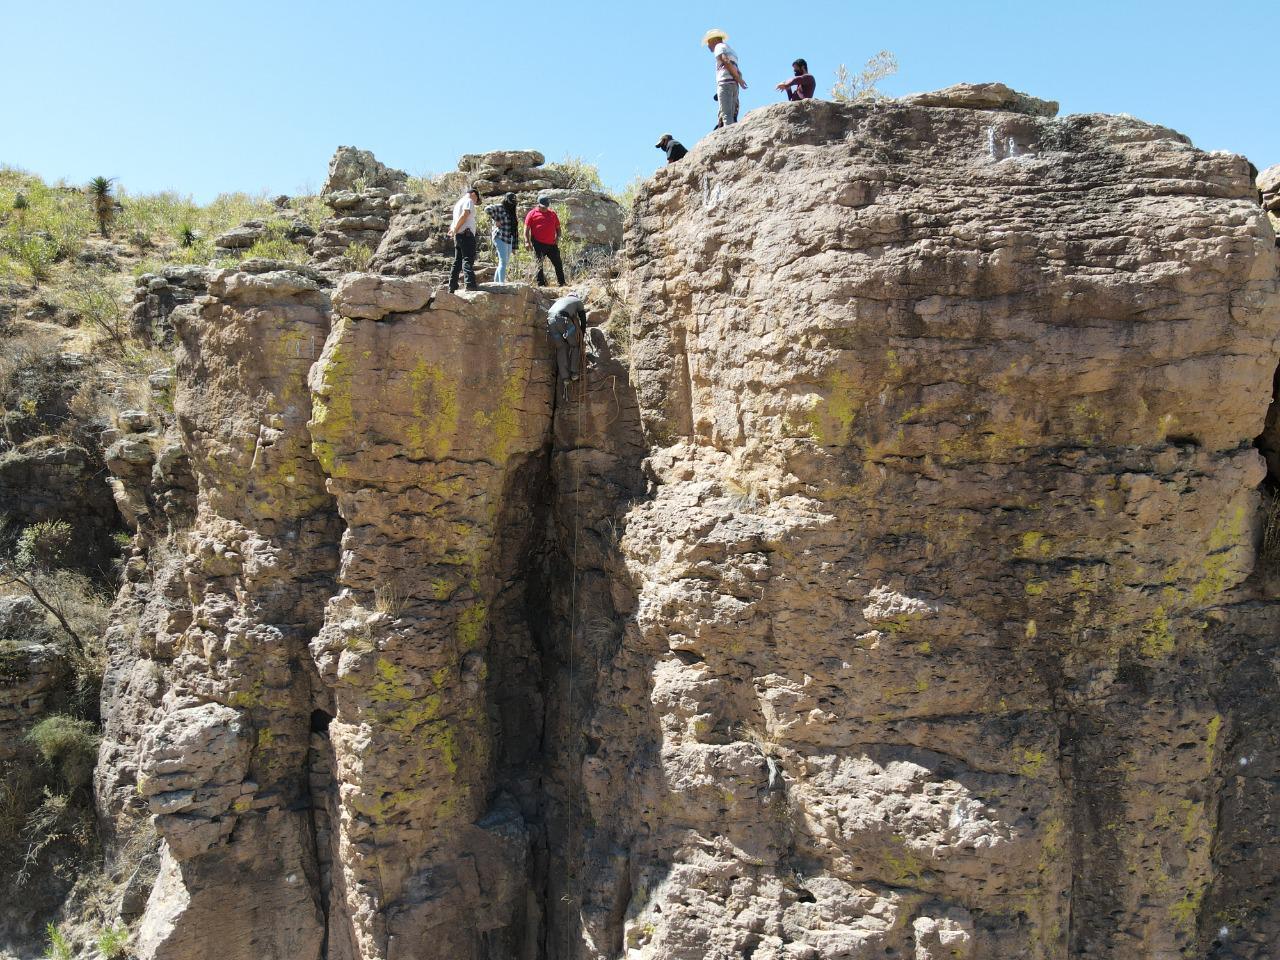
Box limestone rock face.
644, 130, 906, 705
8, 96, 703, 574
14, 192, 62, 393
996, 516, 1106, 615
0, 597, 67, 763
100, 260, 340, 960
306, 283, 556, 959
93, 92, 1280, 960
1259, 163, 1280, 209
1260, 163, 1280, 237
323, 146, 409, 195
310, 190, 394, 270
458, 149, 569, 195
612, 97, 1280, 959
129, 266, 214, 345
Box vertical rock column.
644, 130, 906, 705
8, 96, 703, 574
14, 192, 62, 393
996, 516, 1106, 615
307, 278, 554, 960
611, 97, 1280, 959
132, 264, 339, 960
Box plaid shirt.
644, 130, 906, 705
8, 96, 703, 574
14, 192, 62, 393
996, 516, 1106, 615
485, 204, 518, 245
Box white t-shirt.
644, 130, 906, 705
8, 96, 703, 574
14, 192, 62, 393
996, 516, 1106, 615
713, 42, 739, 84
452, 195, 477, 234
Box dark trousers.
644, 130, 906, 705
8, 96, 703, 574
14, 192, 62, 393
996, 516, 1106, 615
449, 230, 477, 291
532, 239, 566, 286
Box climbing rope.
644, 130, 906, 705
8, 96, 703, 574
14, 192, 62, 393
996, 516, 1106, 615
563, 321, 588, 958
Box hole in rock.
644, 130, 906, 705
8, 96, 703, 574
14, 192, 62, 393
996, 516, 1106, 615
672, 649, 706, 665
310, 709, 333, 734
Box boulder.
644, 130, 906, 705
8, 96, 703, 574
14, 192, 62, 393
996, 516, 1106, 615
1260, 163, 1280, 216
458, 149, 545, 172
321, 145, 409, 194
901, 81, 1059, 117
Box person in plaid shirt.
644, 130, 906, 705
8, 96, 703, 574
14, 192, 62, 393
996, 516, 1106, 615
485, 192, 519, 283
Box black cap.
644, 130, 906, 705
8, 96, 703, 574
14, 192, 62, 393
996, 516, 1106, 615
656, 134, 672, 149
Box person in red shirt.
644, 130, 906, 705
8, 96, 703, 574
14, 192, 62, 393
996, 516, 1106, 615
777, 59, 816, 101
523, 197, 566, 287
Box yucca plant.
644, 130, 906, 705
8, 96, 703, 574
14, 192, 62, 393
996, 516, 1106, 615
87, 175, 116, 237
178, 223, 198, 248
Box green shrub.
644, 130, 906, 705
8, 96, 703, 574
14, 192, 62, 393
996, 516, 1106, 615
244, 220, 308, 262
113, 186, 275, 256
16, 519, 74, 571
546, 154, 604, 191
61, 278, 131, 348
404, 170, 466, 204
97, 926, 130, 959
289, 194, 330, 229
26, 715, 99, 791
616, 176, 645, 212
831, 50, 898, 102
340, 242, 373, 272
11, 235, 58, 285
0, 167, 93, 259
44, 922, 73, 960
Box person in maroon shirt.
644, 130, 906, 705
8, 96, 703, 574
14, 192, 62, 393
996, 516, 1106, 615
777, 59, 816, 101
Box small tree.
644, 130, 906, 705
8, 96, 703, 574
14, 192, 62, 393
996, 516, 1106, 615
2, 520, 87, 653
831, 50, 899, 103
87, 176, 116, 237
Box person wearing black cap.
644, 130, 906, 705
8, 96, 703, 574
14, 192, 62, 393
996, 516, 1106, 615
655, 134, 688, 165
523, 196, 566, 287
448, 184, 481, 293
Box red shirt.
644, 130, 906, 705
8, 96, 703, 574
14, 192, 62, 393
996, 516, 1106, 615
524, 206, 560, 245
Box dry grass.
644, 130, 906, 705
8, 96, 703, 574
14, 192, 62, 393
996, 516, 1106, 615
373, 580, 405, 618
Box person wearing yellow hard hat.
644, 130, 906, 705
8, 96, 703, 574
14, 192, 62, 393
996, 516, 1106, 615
703, 28, 746, 129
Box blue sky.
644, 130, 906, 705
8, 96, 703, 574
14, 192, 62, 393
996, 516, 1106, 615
3, 0, 1275, 200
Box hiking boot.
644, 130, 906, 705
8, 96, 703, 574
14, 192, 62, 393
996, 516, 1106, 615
465, 284, 480, 292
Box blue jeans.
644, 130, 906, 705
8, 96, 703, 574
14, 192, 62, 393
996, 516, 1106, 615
493, 235, 513, 283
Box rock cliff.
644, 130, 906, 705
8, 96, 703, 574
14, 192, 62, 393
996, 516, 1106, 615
84, 89, 1280, 960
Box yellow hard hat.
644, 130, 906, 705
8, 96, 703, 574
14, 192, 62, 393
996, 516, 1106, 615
702, 28, 727, 44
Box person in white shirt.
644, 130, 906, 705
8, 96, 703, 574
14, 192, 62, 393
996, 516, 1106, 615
703, 28, 746, 129
448, 185, 480, 293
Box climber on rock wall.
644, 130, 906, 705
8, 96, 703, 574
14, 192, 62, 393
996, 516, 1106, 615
546, 293, 586, 388
704, 28, 746, 129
